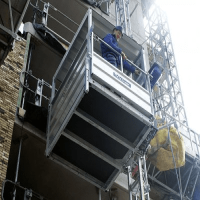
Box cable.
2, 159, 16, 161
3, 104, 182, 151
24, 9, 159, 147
48, 14, 76, 34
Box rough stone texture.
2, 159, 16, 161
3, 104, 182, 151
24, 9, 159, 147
0, 39, 26, 196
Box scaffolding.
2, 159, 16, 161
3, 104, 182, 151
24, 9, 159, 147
143, 2, 200, 200
0, 0, 30, 63
14, 1, 156, 199
1, 0, 200, 199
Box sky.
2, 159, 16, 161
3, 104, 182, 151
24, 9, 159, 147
155, 0, 200, 134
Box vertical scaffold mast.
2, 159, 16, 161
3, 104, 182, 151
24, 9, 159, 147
142, 1, 200, 199
114, 0, 200, 199
144, 3, 189, 133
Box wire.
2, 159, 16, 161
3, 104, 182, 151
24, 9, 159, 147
48, 14, 76, 34
19, 71, 50, 101
30, 1, 77, 34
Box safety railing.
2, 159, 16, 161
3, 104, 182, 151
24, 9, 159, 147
93, 34, 148, 78
180, 126, 200, 158
28, 1, 155, 116
30, 0, 80, 46
2, 179, 48, 200
50, 31, 155, 117
20, 70, 52, 107
18, 0, 80, 111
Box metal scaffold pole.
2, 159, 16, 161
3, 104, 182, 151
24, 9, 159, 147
138, 156, 150, 200
127, 166, 133, 200
13, 138, 23, 200
127, 155, 150, 200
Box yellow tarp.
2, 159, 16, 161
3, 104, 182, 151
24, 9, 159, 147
148, 119, 185, 171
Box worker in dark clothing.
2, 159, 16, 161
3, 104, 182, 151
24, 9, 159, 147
101, 26, 140, 74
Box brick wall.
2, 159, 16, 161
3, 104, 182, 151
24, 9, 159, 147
0, 39, 26, 196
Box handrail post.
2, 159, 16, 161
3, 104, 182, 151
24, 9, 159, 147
13, 138, 23, 200
120, 55, 123, 72
142, 48, 154, 116
85, 9, 93, 93
128, 166, 133, 200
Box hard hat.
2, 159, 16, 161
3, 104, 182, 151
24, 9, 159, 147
113, 26, 123, 36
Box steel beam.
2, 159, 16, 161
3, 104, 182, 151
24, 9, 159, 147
50, 153, 105, 189
148, 174, 180, 197
8, 0, 14, 32
0, 24, 17, 39
13, 138, 23, 200
138, 157, 145, 200
62, 130, 122, 170
127, 166, 133, 200
17, 33, 31, 108
0, 0, 21, 14
105, 168, 121, 189
15, 0, 31, 33
46, 87, 85, 156
130, 179, 139, 191
190, 171, 200, 199
183, 165, 193, 196
89, 80, 152, 125
99, 189, 101, 200
0, 38, 8, 46
75, 108, 136, 151
134, 126, 152, 150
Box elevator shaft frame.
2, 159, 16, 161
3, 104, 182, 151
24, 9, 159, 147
143, 2, 200, 200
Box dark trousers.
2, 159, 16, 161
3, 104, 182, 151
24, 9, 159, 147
103, 53, 118, 68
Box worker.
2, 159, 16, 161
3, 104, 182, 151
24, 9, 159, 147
101, 26, 140, 75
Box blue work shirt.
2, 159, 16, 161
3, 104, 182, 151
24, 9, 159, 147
101, 34, 136, 73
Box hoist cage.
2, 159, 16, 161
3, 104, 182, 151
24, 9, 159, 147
46, 9, 157, 190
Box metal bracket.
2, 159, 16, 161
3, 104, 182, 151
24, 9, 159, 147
42, 3, 50, 26
0, 24, 17, 39
85, 56, 90, 93
35, 79, 44, 106
24, 189, 32, 200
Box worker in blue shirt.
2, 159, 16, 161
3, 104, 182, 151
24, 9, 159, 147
101, 26, 140, 75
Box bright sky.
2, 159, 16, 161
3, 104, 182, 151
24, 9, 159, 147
155, 0, 200, 134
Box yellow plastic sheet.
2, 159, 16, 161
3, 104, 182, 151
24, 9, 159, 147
148, 118, 185, 171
